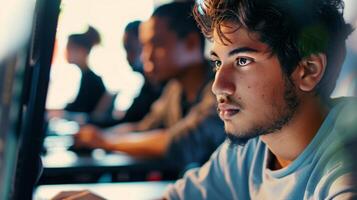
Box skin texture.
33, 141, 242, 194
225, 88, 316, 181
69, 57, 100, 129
211, 22, 329, 169
211, 25, 298, 140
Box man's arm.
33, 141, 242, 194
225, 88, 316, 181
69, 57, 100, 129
106, 129, 170, 157
75, 127, 171, 157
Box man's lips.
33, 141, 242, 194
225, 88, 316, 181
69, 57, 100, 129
217, 103, 240, 120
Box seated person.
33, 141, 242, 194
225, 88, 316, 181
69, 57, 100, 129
164, 0, 357, 199
96, 20, 165, 127
45, 26, 108, 131
74, 2, 226, 169
64, 26, 107, 115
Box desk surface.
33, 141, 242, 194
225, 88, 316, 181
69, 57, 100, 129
42, 143, 178, 174
41, 136, 180, 184
43, 136, 136, 174
34, 181, 172, 200
41, 120, 180, 184
43, 119, 176, 172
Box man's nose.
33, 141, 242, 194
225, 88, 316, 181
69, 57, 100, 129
212, 65, 236, 97
141, 46, 154, 73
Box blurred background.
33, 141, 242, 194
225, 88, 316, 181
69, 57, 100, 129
46, 0, 172, 112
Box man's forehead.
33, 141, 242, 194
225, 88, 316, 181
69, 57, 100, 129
213, 23, 251, 44
210, 27, 271, 57
139, 17, 170, 42
211, 24, 269, 54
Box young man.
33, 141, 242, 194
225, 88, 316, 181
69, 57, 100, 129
118, 20, 165, 123
95, 20, 165, 127
164, 0, 357, 199
74, 2, 225, 169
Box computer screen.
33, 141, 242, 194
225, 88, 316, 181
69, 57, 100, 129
0, 0, 60, 199
0, 1, 37, 199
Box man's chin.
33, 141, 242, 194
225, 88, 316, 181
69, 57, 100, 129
225, 125, 266, 147
226, 132, 256, 147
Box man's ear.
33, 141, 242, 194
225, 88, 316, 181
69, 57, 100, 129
292, 53, 327, 92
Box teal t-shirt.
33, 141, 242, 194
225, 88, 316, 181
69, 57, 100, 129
165, 98, 357, 200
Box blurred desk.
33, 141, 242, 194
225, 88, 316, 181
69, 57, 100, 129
34, 181, 172, 200
40, 136, 180, 184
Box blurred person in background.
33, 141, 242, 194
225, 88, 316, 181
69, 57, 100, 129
98, 20, 166, 127
47, 26, 113, 125
74, 2, 226, 170
64, 26, 107, 115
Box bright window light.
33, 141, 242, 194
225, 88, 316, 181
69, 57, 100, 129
46, 0, 154, 110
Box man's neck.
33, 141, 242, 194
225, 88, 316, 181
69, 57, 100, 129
76, 59, 89, 71
261, 97, 330, 169
177, 61, 207, 103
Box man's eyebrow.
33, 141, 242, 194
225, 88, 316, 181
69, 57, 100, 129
210, 47, 259, 58
210, 51, 219, 57
228, 47, 258, 56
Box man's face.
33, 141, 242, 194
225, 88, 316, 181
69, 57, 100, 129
211, 23, 299, 144
139, 17, 190, 83
123, 32, 142, 72
65, 42, 88, 67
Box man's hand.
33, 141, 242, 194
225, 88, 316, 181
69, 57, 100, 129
74, 125, 108, 150
51, 190, 106, 200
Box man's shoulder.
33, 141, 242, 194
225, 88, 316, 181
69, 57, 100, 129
151, 80, 181, 107
331, 97, 357, 137
312, 97, 357, 199
330, 97, 357, 113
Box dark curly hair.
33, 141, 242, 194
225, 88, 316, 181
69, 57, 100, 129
193, 0, 353, 99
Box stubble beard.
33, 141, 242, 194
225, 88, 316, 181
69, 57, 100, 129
226, 75, 300, 147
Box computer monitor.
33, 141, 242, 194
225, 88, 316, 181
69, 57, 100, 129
0, 1, 37, 199
0, 0, 60, 199
0, 51, 27, 200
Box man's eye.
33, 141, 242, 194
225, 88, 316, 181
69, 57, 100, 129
211, 60, 221, 72
236, 57, 253, 66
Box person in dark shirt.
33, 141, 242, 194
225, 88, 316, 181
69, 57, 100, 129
118, 20, 164, 123
64, 26, 106, 114
92, 21, 165, 128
